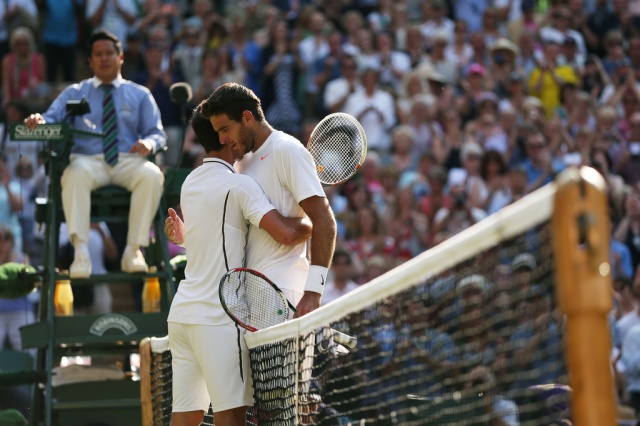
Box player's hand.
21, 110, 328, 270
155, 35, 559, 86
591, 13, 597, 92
24, 113, 45, 129
293, 291, 321, 318
165, 207, 185, 245
129, 139, 153, 156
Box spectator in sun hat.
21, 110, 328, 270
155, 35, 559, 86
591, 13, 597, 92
489, 38, 521, 98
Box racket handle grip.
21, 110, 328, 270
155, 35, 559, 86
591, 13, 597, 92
331, 329, 357, 349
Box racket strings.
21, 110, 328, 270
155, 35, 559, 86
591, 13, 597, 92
308, 115, 366, 185
221, 271, 290, 330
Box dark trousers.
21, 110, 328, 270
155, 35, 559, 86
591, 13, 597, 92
44, 42, 77, 83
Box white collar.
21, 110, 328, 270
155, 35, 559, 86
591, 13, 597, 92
92, 75, 124, 89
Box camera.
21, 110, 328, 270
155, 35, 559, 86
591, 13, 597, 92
65, 98, 91, 116
454, 192, 466, 209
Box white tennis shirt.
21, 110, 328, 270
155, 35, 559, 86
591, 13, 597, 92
235, 131, 325, 293
167, 158, 275, 325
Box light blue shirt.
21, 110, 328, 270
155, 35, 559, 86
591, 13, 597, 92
42, 76, 166, 155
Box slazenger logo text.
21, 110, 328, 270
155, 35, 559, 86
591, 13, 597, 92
14, 125, 65, 140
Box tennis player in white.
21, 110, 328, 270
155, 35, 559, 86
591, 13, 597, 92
165, 105, 312, 426
202, 83, 337, 317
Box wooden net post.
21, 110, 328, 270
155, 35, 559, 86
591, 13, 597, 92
139, 337, 153, 426
552, 166, 616, 426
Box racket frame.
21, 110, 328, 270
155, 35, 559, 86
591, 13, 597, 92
307, 112, 368, 187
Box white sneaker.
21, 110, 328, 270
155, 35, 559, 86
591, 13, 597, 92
121, 246, 149, 274
69, 250, 92, 279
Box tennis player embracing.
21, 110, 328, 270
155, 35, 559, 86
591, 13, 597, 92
203, 82, 337, 317
165, 105, 312, 426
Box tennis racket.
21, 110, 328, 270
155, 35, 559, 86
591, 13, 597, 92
219, 267, 357, 349
307, 113, 367, 186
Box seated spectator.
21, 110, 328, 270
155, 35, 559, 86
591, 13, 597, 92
0, 224, 35, 351
510, 285, 567, 391
480, 149, 511, 215
0, 154, 24, 255
520, 131, 565, 193
618, 112, 640, 187
464, 365, 520, 426
1, 26, 48, 108
322, 249, 359, 305
432, 171, 487, 238
614, 190, 640, 272
343, 68, 396, 156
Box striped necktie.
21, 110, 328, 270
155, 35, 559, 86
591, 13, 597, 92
101, 84, 118, 166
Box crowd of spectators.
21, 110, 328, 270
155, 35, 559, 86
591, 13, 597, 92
2, 0, 640, 422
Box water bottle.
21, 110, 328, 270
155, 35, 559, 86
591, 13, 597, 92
142, 267, 161, 313
54, 273, 74, 316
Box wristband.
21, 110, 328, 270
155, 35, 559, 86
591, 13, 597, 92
304, 265, 328, 295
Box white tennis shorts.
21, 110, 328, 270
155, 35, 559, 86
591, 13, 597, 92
168, 322, 253, 413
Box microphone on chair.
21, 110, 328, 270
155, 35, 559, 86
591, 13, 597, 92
166, 82, 194, 194
169, 82, 193, 105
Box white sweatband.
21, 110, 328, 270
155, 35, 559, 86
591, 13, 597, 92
304, 265, 329, 295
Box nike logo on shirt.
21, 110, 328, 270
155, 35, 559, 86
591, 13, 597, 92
321, 275, 325, 286
261, 154, 269, 160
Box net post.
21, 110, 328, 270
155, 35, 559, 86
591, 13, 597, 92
552, 166, 616, 425
139, 337, 153, 426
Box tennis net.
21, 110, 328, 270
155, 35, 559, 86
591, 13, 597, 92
245, 167, 616, 425
139, 336, 216, 426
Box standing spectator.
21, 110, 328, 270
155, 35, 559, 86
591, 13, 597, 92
40, 0, 83, 84
131, 43, 184, 169
505, 0, 541, 44
528, 35, 578, 119
1, 27, 48, 108
614, 190, 640, 272
324, 54, 361, 115
192, 48, 238, 104
172, 24, 205, 90
539, 6, 587, 56
374, 30, 411, 92
445, 20, 474, 71
323, 249, 359, 305
297, 9, 329, 120
478, 7, 505, 49
419, 0, 454, 45
86, 0, 138, 51
262, 19, 304, 138
342, 68, 396, 156
403, 25, 429, 69
313, 31, 349, 118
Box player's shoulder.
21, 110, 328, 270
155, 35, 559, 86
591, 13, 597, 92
272, 131, 306, 152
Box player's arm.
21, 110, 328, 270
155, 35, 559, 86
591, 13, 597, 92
295, 195, 337, 318
259, 211, 312, 246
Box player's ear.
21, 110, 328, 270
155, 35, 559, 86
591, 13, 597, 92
242, 110, 253, 124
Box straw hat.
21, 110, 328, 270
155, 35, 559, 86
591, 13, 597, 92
490, 38, 520, 60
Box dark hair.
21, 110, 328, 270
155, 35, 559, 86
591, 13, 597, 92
480, 149, 508, 180
190, 104, 223, 152
201, 82, 265, 123
88, 29, 123, 56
